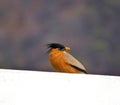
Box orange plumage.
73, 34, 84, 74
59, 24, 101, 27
47, 43, 87, 74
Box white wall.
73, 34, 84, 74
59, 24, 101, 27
0, 69, 120, 105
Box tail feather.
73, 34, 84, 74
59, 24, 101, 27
70, 64, 88, 74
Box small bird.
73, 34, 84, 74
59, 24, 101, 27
47, 43, 87, 74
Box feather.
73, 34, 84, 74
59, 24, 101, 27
65, 52, 86, 71
70, 64, 87, 74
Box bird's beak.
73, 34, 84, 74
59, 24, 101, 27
65, 47, 70, 51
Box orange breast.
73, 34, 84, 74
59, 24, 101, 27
49, 49, 80, 73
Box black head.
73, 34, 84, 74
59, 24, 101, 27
47, 43, 66, 51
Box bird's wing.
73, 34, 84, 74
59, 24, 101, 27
65, 52, 86, 71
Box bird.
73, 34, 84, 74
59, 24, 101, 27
47, 43, 87, 74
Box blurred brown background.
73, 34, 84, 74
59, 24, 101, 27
0, 0, 120, 76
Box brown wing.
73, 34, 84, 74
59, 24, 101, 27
65, 52, 86, 72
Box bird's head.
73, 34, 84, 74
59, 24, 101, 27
47, 43, 70, 52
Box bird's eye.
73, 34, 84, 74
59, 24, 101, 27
59, 47, 65, 51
